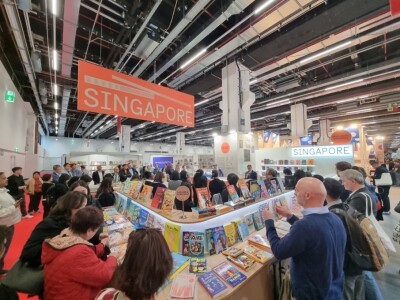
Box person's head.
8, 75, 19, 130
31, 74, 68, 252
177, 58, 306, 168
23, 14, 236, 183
266, 168, 277, 179
340, 169, 365, 192
295, 177, 327, 208
68, 180, 89, 195
12, 167, 22, 176
32, 171, 40, 179
384, 158, 390, 164
352, 166, 367, 180
180, 170, 189, 181
0, 172, 7, 188
97, 177, 113, 196
80, 174, 92, 184
213, 164, 218, 170
335, 161, 352, 177
53, 164, 62, 173
0, 225, 8, 258
68, 176, 80, 187
70, 163, 77, 170
293, 169, 306, 185
42, 174, 52, 182
122, 164, 128, 170
96, 165, 102, 171
170, 171, 180, 181
313, 174, 324, 182
323, 178, 342, 203
50, 191, 88, 219
305, 171, 312, 177
128, 163, 132, 168
110, 229, 173, 300
153, 172, 165, 183
114, 167, 119, 173
131, 174, 139, 181
63, 163, 71, 171
211, 170, 219, 179
155, 163, 159, 168
80, 165, 86, 170
195, 169, 204, 177
104, 173, 113, 181
370, 160, 379, 168
70, 206, 104, 241
59, 173, 71, 185
247, 164, 253, 172
283, 168, 292, 176
144, 171, 153, 180
227, 173, 239, 186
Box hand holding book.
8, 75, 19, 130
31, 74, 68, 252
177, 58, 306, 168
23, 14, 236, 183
275, 205, 293, 219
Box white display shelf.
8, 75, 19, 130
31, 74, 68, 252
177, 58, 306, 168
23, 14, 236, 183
262, 164, 315, 167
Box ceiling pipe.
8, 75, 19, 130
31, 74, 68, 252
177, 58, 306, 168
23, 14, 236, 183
80, 3, 123, 25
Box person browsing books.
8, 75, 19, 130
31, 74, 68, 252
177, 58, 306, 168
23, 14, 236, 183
244, 165, 258, 180
96, 228, 173, 300
96, 178, 116, 207
209, 170, 226, 198
151, 172, 167, 198
193, 169, 208, 207
262, 177, 346, 300
221, 173, 243, 203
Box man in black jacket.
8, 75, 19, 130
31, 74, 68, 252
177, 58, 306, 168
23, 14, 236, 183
244, 165, 258, 180
92, 165, 105, 185
6, 167, 31, 218
371, 161, 391, 214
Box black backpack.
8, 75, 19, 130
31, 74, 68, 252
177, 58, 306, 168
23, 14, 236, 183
44, 184, 57, 208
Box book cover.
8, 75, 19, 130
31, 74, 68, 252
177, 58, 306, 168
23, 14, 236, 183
231, 219, 243, 242
114, 195, 122, 209
212, 226, 228, 254
137, 208, 149, 229
223, 223, 239, 247
182, 231, 190, 256
164, 222, 181, 253
117, 196, 128, 214
109, 242, 128, 261
249, 181, 261, 199
248, 234, 271, 251
188, 232, 205, 257
236, 219, 249, 241
151, 186, 166, 209
276, 197, 289, 219
123, 181, 131, 194
226, 255, 256, 271
252, 211, 265, 231
243, 213, 256, 234
198, 272, 227, 298
284, 159, 289, 165
108, 224, 134, 248
170, 252, 190, 280
189, 257, 207, 274
205, 228, 216, 255
238, 181, 251, 199
128, 180, 138, 197
258, 203, 269, 222
131, 181, 143, 200
265, 180, 276, 195
123, 199, 132, 219
212, 262, 247, 287
126, 202, 141, 223
227, 185, 239, 203
222, 247, 243, 258
271, 179, 279, 193
307, 158, 315, 165
146, 213, 155, 228
162, 189, 176, 212
277, 177, 285, 192
196, 187, 211, 209
258, 180, 269, 198
137, 184, 153, 202
169, 273, 196, 299
302, 159, 307, 165
243, 245, 274, 264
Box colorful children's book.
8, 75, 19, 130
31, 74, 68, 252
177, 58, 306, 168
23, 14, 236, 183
137, 184, 153, 202
164, 222, 181, 253
227, 185, 239, 203
223, 223, 239, 247
170, 252, 190, 280
205, 228, 216, 255
151, 186, 166, 209
252, 211, 265, 231
169, 274, 196, 299
249, 181, 261, 199
271, 179, 279, 193
182, 231, 205, 257
222, 247, 243, 258
126, 202, 141, 223
128, 180, 139, 197
243, 213, 256, 234
265, 180, 276, 195
189, 257, 207, 274
258, 180, 269, 198
137, 208, 149, 228
277, 177, 285, 192
182, 231, 190, 256
123, 181, 131, 194
243, 245, 274, 263
198, 272, 228, 298
108, 223, 134, 248
212, 262, 247, 287
212, 226, 228, 254
117, 196, 128, 214
162, 189, 176, 213
131, 181, 143, 200
234, 219, 249, 241
146, 213, 155, 228
226, 255, 256, 271
239, 181, 251, 199
258, 203, 269, 222
196, 187, 211, 209
248, 234, 271, 251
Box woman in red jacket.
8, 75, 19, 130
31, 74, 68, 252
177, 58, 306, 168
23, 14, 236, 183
42, 206, 118, 300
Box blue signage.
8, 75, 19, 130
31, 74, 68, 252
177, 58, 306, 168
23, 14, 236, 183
344, 127, 360, 143
152, 156, 174, 169
292, 145, 353, 157
264, 131, 271, 143
300, 135, 313, 145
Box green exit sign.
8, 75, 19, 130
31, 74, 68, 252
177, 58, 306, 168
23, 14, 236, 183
5, 90, 15, 102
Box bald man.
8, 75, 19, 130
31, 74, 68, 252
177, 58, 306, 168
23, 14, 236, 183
262, 178, 346, 300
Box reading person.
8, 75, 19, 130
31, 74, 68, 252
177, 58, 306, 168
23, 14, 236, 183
262, 177, 346, 300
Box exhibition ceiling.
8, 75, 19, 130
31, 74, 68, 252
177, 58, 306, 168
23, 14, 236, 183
0, 0, 399, 148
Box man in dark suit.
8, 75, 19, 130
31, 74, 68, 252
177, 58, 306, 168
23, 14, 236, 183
245, 164, 258, 180
371, 160, 391, 214
383, 158, 395, 171
127, 163, 138, 177
92, 165, 105, 185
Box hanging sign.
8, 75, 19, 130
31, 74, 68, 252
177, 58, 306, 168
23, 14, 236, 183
5, 90, 15, 102
391, 0, 400, 16
331, 130, 352, 145
78, 61, 195, 127
292, 145, 353, 157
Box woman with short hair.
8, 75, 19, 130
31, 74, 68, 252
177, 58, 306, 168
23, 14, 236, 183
151, 172, 167, 198
95, 178, 115, 207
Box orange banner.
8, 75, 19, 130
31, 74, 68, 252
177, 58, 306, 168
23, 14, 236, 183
77, 60, 195, 127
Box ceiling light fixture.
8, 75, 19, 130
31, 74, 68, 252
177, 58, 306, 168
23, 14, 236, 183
52, 49, 58, 70
53, 84, 59, 96
250, 79, 258, 85
255, 0, 275, 14
202, 118, 214, 123
55, 113, 58, 118
51, 0, 57, 15
266, 98, 291, 107
54, 102, 58, 109
345, 108, 372, 114
325, 79, 363, 91
194, 99, 210, 107
251, 117, 265, 121
300, 41, 352, 64
181, 48, 207, 69
336, 125, 344, 130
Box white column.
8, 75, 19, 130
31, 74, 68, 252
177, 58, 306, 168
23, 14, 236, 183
176, 132, 185, 154
318, 119, 331, 145
119, 125, 131, 153
290, 103, 312, 137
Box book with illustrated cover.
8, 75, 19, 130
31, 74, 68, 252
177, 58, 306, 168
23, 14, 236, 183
109, 242, 128, 261
182, 231, 190, 256
170, 252, 190, 280
234, 219, 249, 241
182, 231, 205, 257
223, 223, 239, 247
252, 211, 265, 231
169, 273, 196, 300
205, 228, 216, 255
131, 181, 143, 200
128, 180, 139, 197
258, 203, 270, 222
238, 181, 251, 199
226, 255, 256, 271
212, 262, 247, 287
307, 158, 315, 165
126, 202, 141, 223
277, 177, 285, 192
108, 224, 134, 248
123, 181, 131, 194
248, 235, 271, 251
189, 257, 207, 273
227, 185, 239, 203
212, 226, 228, 254
222, 247, 243, 258
265, 180, 276, 195
146, 213, 155, 228
231, 219, 243, 242
136, 208, 149, 229
243, 245, 274, 263
137, 184, 153, 202
196, 187, 211, 209
271, 179, 280, 193
276, 197, 289, 219
164, 222, 181, 253
151, 186, 166, 209
114, 195, 122, 209
258, 180, 269, 198
198, 272, 227, 298
244, 213, 256, 234
123, 199, 132, 219
161, 189, 176, 213
249, 181, 261, 199
117, 196, 128, 214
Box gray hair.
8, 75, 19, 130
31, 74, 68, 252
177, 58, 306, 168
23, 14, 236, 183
53, 164, 61, 170
341, 169, 364, 184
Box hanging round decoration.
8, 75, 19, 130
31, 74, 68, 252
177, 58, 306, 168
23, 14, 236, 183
175, 186, 191, 202
331, 130, 352, 145
221, 142, 230, 154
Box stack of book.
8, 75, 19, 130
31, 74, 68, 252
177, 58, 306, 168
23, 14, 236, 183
248, 235, 271, 251
191, 207, 216, 218
169, 274, 197, 300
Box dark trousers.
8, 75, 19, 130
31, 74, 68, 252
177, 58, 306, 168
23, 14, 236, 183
13, 194, 27, 216
42, 199, 50, 219
28, 192, 42, 213
378, 186, 391, 212
0, 225, 14, 271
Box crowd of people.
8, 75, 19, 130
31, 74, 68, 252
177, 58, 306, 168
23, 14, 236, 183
0, 157, 397, 299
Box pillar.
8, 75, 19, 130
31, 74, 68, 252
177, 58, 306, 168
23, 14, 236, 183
119, 125, 131, 153
25, 113, 39, 175
317, 119, 331, 145
176, 132, 185, 154
290, 103, 312, 137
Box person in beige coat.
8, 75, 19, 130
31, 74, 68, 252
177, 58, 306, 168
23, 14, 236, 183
26, 171, 43, 214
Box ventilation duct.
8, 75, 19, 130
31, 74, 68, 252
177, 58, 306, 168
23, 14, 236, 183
31, 49, 42, 72
17, 0, 31, 12
41, 96, 47, 105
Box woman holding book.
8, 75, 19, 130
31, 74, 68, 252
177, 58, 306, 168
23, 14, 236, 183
151, 172, 167, 198
193, 169, 208, 207
96, 228, 173, 300
221, 173, 243, 203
